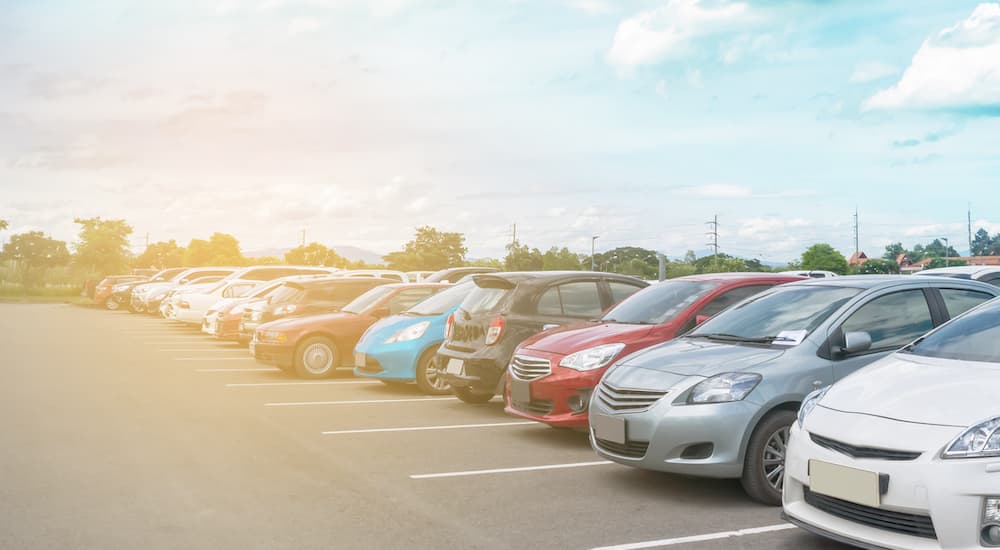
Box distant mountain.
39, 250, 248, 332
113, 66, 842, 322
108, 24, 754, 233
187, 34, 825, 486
243, 245, 385, 264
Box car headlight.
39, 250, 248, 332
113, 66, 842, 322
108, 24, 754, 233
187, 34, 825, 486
274, 304, 298, 316
112, 284, 127, 292
150, 291, 167, 301
798, 386, 829, 428
559, 343, 626, 372
384, 321, 430, 344
942, 416, 1000, 459
687, 373, 762, 404
250, 311, 263, 321
259, 330, 288, 343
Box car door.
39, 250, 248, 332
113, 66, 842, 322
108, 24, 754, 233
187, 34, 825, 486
828, 288, 936, 381
533, 280, 606, 331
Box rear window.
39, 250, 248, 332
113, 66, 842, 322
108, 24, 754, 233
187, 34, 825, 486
907, 300, 1000, 362
459, 286, 509, 315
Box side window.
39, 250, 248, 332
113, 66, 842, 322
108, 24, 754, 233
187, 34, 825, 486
981, 275, 1000, 288
557, 281, 604, 318
698, 285, 774, 318
387, 289, 437, 314
840, 290, 933, 351
939, 289, 995, 318
536, 287, 562, 316
609, 281, 643, 305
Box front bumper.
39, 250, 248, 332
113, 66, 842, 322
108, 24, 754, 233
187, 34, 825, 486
784, 408, 996, 550
172, 307, 203, 324
253, 340, 295, 368
589, 387, 756, 478
353, 339, 429, 381
503, 351, 603, 428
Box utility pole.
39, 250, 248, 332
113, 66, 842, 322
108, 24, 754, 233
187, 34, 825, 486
705, 215, 719, 269
591, 235, 599, 271
853, 208, 860, 260
144, 232, 149, 248
942, 236, 951, 268
300, 228, 306, 247
511, 223, 517, 246
968, 205, 973, 256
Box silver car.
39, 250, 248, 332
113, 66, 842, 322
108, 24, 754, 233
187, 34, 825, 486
589, 275, 1000, 505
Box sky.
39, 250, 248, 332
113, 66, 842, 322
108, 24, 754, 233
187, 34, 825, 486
2, 0, 1000, 263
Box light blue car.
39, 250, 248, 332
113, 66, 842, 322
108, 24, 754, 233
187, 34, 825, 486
354, 282, 474, 394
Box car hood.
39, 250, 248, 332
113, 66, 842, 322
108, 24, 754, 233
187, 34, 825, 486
615, 337, 787, 378
260, 311, 361, 332
137, 282, 173, 294
820, 353, 1000, 428
358, 314, 441, 347
521, 322, 656, 354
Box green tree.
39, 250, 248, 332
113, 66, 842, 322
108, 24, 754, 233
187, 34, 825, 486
925, 258, 967, 269
183, 233, 245, 266
285, 242, 348, 267
922, 238, 959, 259
383, 226, 467, 271
882, 242, 906, 262
541, 247, 583, 271
858, 259, 899, 274
245, 256, 282, 265
504, 242, 544, 271
135, 240, 186, 268
1, 231, 70, 291
800, 243, 849, 274
72, 217, 133, 277
591, 246, 659, 277
0, 219, 8, 231
696, 254, 748, 274
971, 229, 996, 256
468, 257, 503, 269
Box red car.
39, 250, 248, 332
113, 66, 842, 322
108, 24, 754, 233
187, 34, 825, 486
94, 275, 148, 310
504, 273, 804, 428
252, 283, 449, 378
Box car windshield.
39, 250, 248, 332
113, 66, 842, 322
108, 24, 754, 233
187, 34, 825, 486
689, 285, 861, 344
458, 285, 509, 315
407, 282, 473, 316
342, 286, 395, 314
267, 284, 304, 304
602, 281, 718, 324
904, 301, 1000, 363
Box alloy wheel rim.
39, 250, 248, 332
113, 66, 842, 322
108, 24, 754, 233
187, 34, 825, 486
762, 425, 790, 492
303, 343, 333, 374
425, 359, 448, 391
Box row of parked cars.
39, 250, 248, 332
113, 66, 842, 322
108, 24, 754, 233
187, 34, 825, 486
95, 263, 1000, 549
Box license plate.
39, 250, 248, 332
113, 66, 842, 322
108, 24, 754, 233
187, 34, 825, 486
248, 340, 256, 357
509, 378, 531, 403
809, 460, 882, 508
354, 352, 366, 368
446, 358, 464, 376
592, 413, 626, 445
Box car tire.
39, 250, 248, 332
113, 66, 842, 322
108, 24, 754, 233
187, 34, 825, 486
128, 303, 144, 313
741, 409, 796, 506
451, 386, 494, 404
294, 336, 339, 379
415, 349, 450, 395
104, 298, 120, 311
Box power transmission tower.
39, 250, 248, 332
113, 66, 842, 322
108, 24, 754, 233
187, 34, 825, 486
853, 209, 860, 259
706, 215, 719, 268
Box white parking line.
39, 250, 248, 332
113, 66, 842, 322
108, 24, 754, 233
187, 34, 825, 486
197, 367, 280, 372
226, 380, 380, 387
157, 348, 247, 352
591, 524, 797, 550
410, 460, 613, 480
266, 397, 456, 407
173, 357, 252, 361
322, 421, 537, 435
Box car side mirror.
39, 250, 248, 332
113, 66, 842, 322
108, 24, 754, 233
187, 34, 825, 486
372, 306, 391, 318
695, 314, 711, 326
841, 331, 872, 355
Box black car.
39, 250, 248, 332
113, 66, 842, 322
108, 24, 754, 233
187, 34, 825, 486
437, 271, 648, 404
423, 267, 500, 283
239, 277, 393, 341
108, 267, 187, 310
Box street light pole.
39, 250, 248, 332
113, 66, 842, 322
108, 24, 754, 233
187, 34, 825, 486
941, 237, 950, 267
591, 235, 599, 271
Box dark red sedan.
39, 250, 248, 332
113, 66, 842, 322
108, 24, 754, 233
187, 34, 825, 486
504, 273, 804, 428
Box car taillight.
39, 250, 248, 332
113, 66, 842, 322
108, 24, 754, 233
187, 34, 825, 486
179, 300, 190, 309
445, 313, 454, 340
485, 316, 505, 346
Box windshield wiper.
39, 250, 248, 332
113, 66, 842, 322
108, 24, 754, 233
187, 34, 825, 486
899, 336, 926, 353
690, 333, 784, 344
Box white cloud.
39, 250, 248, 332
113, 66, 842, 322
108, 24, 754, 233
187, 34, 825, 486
547, 207, 567, 217
865, 4, 1000, 111
405, 196, 429, 212
565, 0, 613, 15
655, 79, 668, 98
848, 61, 899, 83
607, 0, 752, 71
288, 17, 323, 36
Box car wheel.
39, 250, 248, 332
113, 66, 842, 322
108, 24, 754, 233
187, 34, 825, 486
128, 303, 144, 313
451, 385, 494, 404
294, 336, 339, 379
415, 349, 450, 395
104, 298, 120, 311
741, 409, 796, 506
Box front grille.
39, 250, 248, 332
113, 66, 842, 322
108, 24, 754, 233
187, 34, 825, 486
510, 355, 551, 381
594, 437, 649, 459
511, 398, 553, 415
804, 488, 937, 540
811, 433, 922, 461
596, 381, 668, 412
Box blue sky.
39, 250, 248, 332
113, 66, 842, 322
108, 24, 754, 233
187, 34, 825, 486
2, 0, 1000, 262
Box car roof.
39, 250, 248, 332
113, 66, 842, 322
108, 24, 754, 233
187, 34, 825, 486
786, 274, 995, 290
674, 272, 805, 282
474, 271, 644, 284
919, 266, 1000, 277
377, 282, 453, 290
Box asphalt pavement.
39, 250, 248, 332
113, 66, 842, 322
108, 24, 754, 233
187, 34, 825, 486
0, 304, 851, 549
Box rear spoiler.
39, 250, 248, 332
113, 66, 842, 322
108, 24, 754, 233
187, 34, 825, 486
472, 274, 517, 290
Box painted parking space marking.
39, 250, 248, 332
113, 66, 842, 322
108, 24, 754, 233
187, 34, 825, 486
591, 523, 797, 550
173, 357, 253, 361
196, 367, 281, 372
410, 460, 613, 480
226, 380, 381, 387
157, 348, 248, 352
322, 421, 537, 435
266, 397, 456, 407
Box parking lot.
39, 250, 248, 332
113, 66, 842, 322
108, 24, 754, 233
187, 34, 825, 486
0, 304, 848, 549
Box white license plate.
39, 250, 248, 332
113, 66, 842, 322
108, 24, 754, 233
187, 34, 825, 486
354, 352, 366, 368
446, 358, 464, 376
509, 378, 531, 403
592, 413, 626, 445
248, 340, 256, 357
809, 460, 882, 508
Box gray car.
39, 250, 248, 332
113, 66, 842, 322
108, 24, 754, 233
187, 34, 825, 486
589, 275, 1000, 505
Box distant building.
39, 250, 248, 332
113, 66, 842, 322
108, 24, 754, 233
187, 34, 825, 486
948, 256, 1000, 266
896, 253, 931, 274
848, 251, 869, 266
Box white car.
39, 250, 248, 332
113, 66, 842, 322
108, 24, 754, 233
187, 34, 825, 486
170, 279, 261, 324
784, 298, 1000, 550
